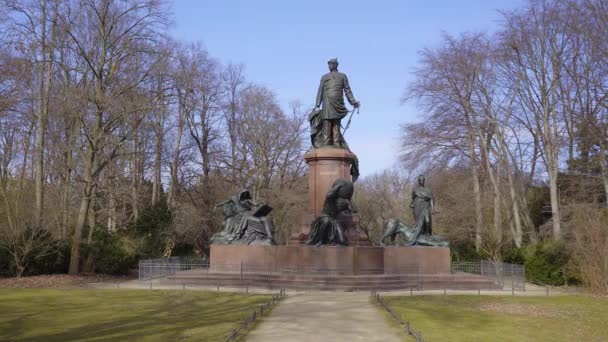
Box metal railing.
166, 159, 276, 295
373, 291, 424, 341
138, 257, 208, 280
451, 260, 526, 290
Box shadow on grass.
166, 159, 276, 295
0, 289, 269, 342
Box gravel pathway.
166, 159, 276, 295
246, 292, 405, 342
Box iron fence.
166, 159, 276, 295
451, 260, 526, 290
138, 257, 208, 280
138, 257, 526, 292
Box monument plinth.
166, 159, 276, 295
289, 147, 370, 245
304, 147, 356, 217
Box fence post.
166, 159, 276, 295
510, 263, 514, 290
523, 265, 526, 291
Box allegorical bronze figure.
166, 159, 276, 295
380, 175, 449, 247
210, 190, 275, 246
310, 58, 360, 148
306, 179, 355, 246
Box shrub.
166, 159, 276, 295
0, 227, 69, 277
0, 248, 11, 276
127, 201, 172, 259
450, 242, 482, 262
86, 229, 137, 275
524, 241, 571, 285
503, 247, 526, 265
569, 206, 608, 293
27, 239, 71, 275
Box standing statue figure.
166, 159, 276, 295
409, 174, 434, 239
380, 175, 448, 247
310, 58, 360, 148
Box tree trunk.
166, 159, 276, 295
131, 128, 140, 220
472, 166, 483, 252
107, 179, 117, 231
467, 130, 482, 252
34, 0, 54, 227
548, 167, 562, 239
493, 162, 502, 242
506, 172, 523, 247
62, 150, 72, 239
152, 123, 162, 204
87, 193, 96, 244
599, 144, 608, 207
499, 132, 523, 247
168, 103, 185, 208
68, 177, 94, 275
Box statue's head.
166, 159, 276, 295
328, 58, 338, 71
237, 190, 252, 201
417, 174, 425, 186
332, 178, 354, 199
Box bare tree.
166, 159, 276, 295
221, 63, 246, 184
60, 0, 169, 274
499, 0, 571, 239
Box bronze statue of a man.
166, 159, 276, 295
313, 58, 360, 147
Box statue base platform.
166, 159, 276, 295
161, 245, 501, 290
209, 244, 449, 275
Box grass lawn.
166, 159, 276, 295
0, 288, 271, 341
382, 295, 608, 342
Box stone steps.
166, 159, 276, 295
159, 270, 500, 291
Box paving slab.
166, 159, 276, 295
246, 292, 404, 342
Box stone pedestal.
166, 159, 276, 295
210, 245, 384, 274
305, 147, 356, 217
289, 147, 370, 245
210, 245, 450, 275
383, 246, 451, 274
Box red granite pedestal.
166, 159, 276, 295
289, 147, 370, 246
210, 245, 384, 274
209, 245, 450, 275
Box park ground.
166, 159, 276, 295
0, 287, 270, 341
1, 276, 607, 341
381, 294, 608, 342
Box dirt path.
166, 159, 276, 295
246, 292, 405, 342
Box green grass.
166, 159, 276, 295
0, 288, 271, 341
383, 295, 608, 342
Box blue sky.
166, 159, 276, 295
170, 0, 525, 177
